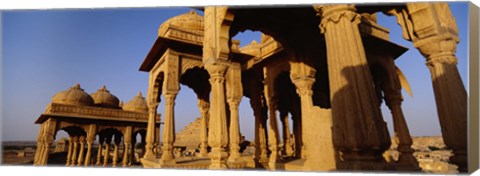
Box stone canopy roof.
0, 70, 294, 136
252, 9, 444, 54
122, 92, 149, 113
36, 83, 157, 124
91, 85, 120, 108
52, 83, 94, 106
158, 10, 204, 37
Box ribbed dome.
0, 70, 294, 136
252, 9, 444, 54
158, 10, 204, 36
52, 83, 94, 106
91, 86, 120, 108
122, 92, 149, 113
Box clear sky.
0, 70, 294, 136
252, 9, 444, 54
1, 2, 469, 142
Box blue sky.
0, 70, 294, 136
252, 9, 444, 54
1, 2, 469, 141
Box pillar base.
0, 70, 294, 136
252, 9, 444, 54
394, 151, 421, 171
158, 158, 176, 166
227, 151, 242, 163
142, 151, 157, 161
208, 148, 228, 169
450, 152, 467, 173
338, 153, 392, 171
268, 161, 283, 170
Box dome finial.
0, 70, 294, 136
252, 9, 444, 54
137, 92, 143, 98
99, 85, 109, 92
73, 83, 81, 89
189, 9, 197, 15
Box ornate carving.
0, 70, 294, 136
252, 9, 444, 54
163, 51, 180, 94
316, 5, 361, 33
163, 93, 178, 106
206, 63, 228, 84
181, 58, 204, 75
203, 7, 234, 62
48, 103, 149, 120
415, 36, 459, 68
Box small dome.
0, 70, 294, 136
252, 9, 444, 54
158, 10, 204, 36
52, 83, 94, 106
122, 92, 149, 113
91, 86, 120, 108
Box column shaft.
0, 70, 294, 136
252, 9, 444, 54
66, 137, 73, 166
103, 143, 110, 166
198, 99, 210, 157
122, 126, 132, 167
77, 136, 86, 166
280, 111, 293, 157
96, 141, 103, 165
206, 64, 229, 169
227, 99, 242, 162
112, 143, 119, 167
249, 89, 269, 165
84, 142, 93, 166
267, 102, 280, 169
318, 4, 391, 170
71, 137, 79, 165
159, 93, 177, 165
143, 103, 158, 160
415, 37, 467, 171
34, 124, 45, 165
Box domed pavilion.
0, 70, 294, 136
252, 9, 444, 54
33, 84, 161, 167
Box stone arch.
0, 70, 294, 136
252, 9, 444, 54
180, 67, 211, 101
60, 125, 87, 138
148, 71, 164, 106
180, 59, 204, 76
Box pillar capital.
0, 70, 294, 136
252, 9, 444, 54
227, 97, 241, 108
291, 77, 315, 96
198, 100, 210, 112
316, 4, 360, 33
205, 62, 228, 80
163, 92, 178, 106
148, 102, 159, 112
414, 35, 459, 67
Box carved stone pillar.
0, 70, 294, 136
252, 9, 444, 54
415, 36, 467, 171
84, 124, 96, 166
112, 134, 122, 167
291, 102, 303, 159
279, 110, 293, 158
96, 137, 104, 165
389, 3, 467, 171
316, 4, 391, 170
77, 136, 86, 166
41, 139, 53, 165
38, 119, 56, 165
376, 58, 420, 171
130, 136, 137, 165
71, 136, 79, 166
227, 98, 242, 162
122, 126, 132, 167
198, 99, 210, 157
263, 66, 281, 170
103, 137, 111, 166
205, 63, 229, 169
84, 141, 93, 166
266, 98, 280, 170
112, 143, 119, 167
248, 79, 269, 165
226, 65, 243, 163
159, 92, 177, 165
143, 103, 158, 160
291, 66, 336, 171
66, 136, 73, 166
34, 124, 45, 165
